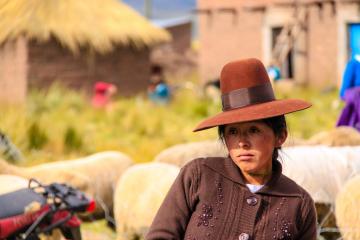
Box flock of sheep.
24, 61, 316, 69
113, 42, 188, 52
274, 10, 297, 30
0, 126, 360, 240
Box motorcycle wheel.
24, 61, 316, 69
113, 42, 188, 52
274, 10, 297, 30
60, 226, 82, 240
6, 233, 40, 240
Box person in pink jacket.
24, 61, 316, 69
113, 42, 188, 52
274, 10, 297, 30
92, 81, 117, 109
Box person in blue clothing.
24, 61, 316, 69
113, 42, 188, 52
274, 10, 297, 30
339, 54, 360, 99
267, 64, 282, 82
147, 65, 171, 104
337, 53, 360, 131
336, 86, 360, 131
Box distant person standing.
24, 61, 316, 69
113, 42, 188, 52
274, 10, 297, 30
204, 78, 221, 102
148, 65, 171, 104
337, 86, 360, 131
92, 81, 117, 109
267, 63, 282, 82
339, 54, 360, 99
337, 54, 360, 131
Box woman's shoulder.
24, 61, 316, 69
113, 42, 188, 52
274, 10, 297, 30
277, 174, 314, 202
183, 157, 228, 169
180, 157, 230, 178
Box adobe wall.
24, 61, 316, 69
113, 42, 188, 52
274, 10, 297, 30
28, 39, 150, 96
307, 3, 338, 87
197, 0, 360, 88
0, 37, 27, 103
167, 23, 192, 53
198, 0, 263, 84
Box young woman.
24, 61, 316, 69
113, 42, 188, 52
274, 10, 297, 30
146, 58, 317, 240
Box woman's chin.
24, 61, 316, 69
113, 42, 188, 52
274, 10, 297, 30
237, 163, 258, 174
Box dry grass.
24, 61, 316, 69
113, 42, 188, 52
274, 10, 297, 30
0, 0, 170, 53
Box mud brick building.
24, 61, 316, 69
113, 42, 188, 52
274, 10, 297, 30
0, 0, 170, 103
197, 0, 360, 87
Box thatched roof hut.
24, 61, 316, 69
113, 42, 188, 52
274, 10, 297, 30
0, 0, 171, 103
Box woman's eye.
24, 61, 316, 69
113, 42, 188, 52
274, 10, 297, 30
228, 128, 238, 135
249, 127, 260, 134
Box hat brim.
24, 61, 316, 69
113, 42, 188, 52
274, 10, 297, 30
193, 99, 311, 132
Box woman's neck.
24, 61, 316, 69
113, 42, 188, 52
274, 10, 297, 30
242, 168, 272, 185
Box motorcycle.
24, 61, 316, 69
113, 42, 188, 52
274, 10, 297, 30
0, 179, 95, 240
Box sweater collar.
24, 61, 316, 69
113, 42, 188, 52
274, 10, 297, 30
203, 157, 302, 197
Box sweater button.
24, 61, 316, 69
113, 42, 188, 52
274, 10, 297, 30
239, 233, 250, 240
246, 196, 258, 206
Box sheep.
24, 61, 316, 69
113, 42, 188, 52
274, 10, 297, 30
282, 135, 308, 147
280, 146, 360, 240
0, 174, 28, 195
154, 140, 228, 167
154, 142, 360, 239
335, 174, 360, 240
0, 151, 133, 219
153, 141, 360, 202
154, 140, 360, 239
306, 126, 360, 146
155, 140, 360, 202
284, 127, 360, 147
153, 136, 359, 169
154, 127, 360, 168
280, 146, 360, 204
114, 162, 180, 240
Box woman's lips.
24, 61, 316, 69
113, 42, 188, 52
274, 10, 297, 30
237, 154, 254, 161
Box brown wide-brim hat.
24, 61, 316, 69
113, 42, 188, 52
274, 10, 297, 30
193, 58, 311, 132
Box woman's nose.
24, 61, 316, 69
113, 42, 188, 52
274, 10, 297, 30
238, 135, 250, 148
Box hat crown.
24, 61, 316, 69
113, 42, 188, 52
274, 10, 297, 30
220, 58, 271, 94
192, 58, 311, 132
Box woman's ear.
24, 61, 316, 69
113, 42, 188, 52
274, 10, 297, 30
275, 130, 288, 147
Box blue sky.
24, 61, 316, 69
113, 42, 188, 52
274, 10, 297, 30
122, 0, 196, 19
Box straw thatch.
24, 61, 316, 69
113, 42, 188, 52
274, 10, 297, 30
0, 0, 171, 53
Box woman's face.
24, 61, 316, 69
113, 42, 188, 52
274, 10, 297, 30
224, 121, 286, 178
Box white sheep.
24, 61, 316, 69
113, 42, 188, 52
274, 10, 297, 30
335, 174, 360, 240
153, 140, 360, 238
152, 130, 358, 169
154, 127, 360, 168
280, 146, 360, 204
0, 174, 29, 195
279, 146, 360, 239
156, 142, 359, 202
114, 162, 180, 240
0, 151, 133, 219
306, 126, 360, 146
154, 140, 228, 167
154, 141, 360, 203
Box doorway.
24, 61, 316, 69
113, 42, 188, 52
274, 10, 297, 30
348, 23, 360, 58
271, 26, 294, 79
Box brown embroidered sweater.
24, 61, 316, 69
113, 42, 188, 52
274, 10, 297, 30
146, 157, 317, 240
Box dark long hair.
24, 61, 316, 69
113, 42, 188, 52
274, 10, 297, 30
218, 115, 287, 162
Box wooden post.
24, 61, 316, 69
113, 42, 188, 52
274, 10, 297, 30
293, 6, 309, 86
144, 0, 153, 19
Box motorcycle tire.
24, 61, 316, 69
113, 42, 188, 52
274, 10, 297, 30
60, 226, 82, 240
